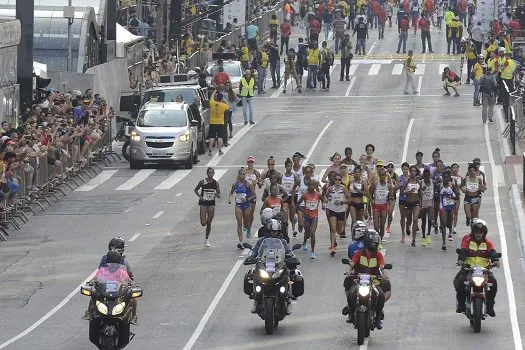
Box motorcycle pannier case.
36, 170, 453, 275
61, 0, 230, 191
244, 269, 255, 295
291, 270, 304, 297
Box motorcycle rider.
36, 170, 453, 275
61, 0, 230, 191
99, 237, 134, 280
454, 218, 500, 317
257, 208, 276, 238
342, 230, 391, 329
347, 221, 368, 259
84, 250, 138, 325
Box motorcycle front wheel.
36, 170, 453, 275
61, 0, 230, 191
122, 141, 130, 162
473, 298, 483, 333
264, 297, 275, 335
356, 311, 367, 345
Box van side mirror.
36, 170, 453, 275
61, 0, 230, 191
190, 120, 199, 127
383, 264, 393, 270
342, 258, 350, 265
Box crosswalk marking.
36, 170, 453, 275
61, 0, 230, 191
154, 169, 192, 190
415, 63, 426, 75
115, 169, 156, 191
439, 63, 447, 75
368, 64, 381, 75
349, 64, 359, 76
213, 169, 229, 181
462, 64, 467, 75
392, 64, 404, 75
76, 170, 118, 192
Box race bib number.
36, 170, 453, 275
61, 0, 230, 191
235, 193, 247, 203
466, 182, 478, 192
352, 183, 362, 191
203, 190, 215, 201
282, 181, 294, 193
443, 196, 455, 206
376, 189, 388, 200
305, 200, 318, 210
271, 204, 281, 213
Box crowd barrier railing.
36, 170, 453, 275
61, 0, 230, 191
0, 118, 121, 241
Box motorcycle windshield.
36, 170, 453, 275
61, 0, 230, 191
257, 238, 286, 265
95, 263, 130, 297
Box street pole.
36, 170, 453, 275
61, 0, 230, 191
67, 0, 72, 71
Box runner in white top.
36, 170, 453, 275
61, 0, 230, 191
419, 168, 435, 246
369, 167, 393, 241
282, 158, 300, 237
450, 163, 463, 235
323, 172, 350, 257
245, 156, 262, 238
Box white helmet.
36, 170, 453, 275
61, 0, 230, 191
261, 208, 274, 225
352, 220, 368, 240
266, 219, 282, 231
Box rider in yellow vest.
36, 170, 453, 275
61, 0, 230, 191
343, 230, 390, 329
454, 219, 500, 316
239, 70, 256, 124
500, 52, 516, 80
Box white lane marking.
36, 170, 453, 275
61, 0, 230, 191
212, 169, 228, 181
302, 120, 334, 166
154, 169, 192, 190
349, 64, 359, 75
115, 169, 156, 191
415, 63, 426, 75
438, 63, 447, 74
152, 210, 164, 219
176, 192, 183, 197
368, 64, 381, 75
350, 59, 392, 64
417, 76, 422, 93
129, 232, 141, 241
484, 124, 523, 350
360, 338, 369, 350
269, 65, 287, 98
366, 41, 377, 56
401, 118, 415, 162
208, 124, 256, 166
75, 170, 118, 192
392, 64, 404, 75
462, 63, 467, 75
345, 77, 357, 97
182, 259, 245, 350
318, 168, 327, 184
0, 270, 97, 349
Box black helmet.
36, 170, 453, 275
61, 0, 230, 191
106, 250, 122, 264
108, 237, 126, 255
470, 218, 488, 239
364, 229, 381, 252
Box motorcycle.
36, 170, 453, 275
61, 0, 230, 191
243, 239, 303, 335
342, 258, 392, 346
114, 116, 135, 162
80, 269, 143, 350
456, 248, 501, 333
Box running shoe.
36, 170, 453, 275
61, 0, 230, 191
237, 242, 243, 249
293, 231, 298, 238
442, 244, 447, 251
386, 226, 391, 234
246, 228, 251, 238
421, 237, 427, 247
205, 239, 210, 247
411, 240, 416, 247
310, 252, 317, 259
426, 235, 432, 244
302, 243, 308, 251
330, 249, 336, 257
452, 228, 457, 235
448, 234, 453, 241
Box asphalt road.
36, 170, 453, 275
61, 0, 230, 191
1, 17, 525, 350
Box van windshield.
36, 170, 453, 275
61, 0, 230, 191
143, 89, 197, 105
136, 109, 187, 127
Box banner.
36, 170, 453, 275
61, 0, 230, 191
222, 0, 246, 30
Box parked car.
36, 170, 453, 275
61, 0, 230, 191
142, 82, 210, 154
129, 101, 199, 169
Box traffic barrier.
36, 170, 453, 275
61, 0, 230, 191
0, 118, 120, 240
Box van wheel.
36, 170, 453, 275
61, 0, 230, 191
185, 148, 194, 169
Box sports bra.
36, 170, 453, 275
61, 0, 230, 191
350, 180, 364, 198
281, 173, 296, 195
373, 182, 389, 205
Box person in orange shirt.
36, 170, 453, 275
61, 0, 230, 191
297, 180, 323, 259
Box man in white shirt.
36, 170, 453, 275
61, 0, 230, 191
471, 21, 484, 55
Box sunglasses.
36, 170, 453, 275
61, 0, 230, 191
335, 178, 342, 181
387, 165, 394, 168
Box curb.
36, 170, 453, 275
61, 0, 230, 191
496, 108, 525, 257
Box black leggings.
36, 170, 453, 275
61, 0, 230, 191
222, 111, 233, 144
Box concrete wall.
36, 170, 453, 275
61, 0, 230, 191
47, 69, 94, 93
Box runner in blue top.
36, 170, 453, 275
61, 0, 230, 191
229, 168, 256, 249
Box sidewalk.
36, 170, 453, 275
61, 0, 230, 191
495, 107, 525, 254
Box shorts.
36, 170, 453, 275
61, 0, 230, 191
304, 214, 318, 224
328, 209, 345, 221
372, 203, 388, 213
247, 37, 258, 51
350, 202, 365, 212
464, 195, 479, 204
399, 198, 406, 207
296, 64, 304, 76
209, 124, 225, 139
421, 199, 433, 209
440, 205, 455, 213
236, 202, 251, 210
199, 200, 215, 207
404, 201, 420, 211
284, 196, 292, 205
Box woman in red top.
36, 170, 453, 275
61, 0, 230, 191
297, 180, 323, 259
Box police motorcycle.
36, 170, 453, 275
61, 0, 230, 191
341, 258, 392, 345
243, 233, 303, 335
456, 248, 501, 333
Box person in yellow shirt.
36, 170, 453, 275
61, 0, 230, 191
208, 91, 229, 156
464, 40, 477, 84
239, 40, 251, 70
500, 51, 516, 121
472, 55, 485, 106
306, 42, 320, 89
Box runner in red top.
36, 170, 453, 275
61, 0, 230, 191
280, 19, 292, 55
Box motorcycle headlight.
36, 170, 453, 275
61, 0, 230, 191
358, 285, 370, 297
96, 300, 108, 315
179, 131, 190, 142
112, 302, 126, 315
472, 276, 485, 287
130, 131, 141, 141
259, 270, 270, 279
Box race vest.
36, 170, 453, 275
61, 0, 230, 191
359, 255, 378, 268
240, 77, 255, 97
465, 241, 490, 267
501, 59, 516, 80
260, 51, 269, 68
240, 46, 250, 62
308, 49, 319, 65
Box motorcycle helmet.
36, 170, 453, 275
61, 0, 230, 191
266, 219, 282, 237
470, 218, 488, 240
351, 220, 367, 241
108, 237, 126, 255
364, 230, 381, 252
261, 208, 274, 225
106, 250, 122, 264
